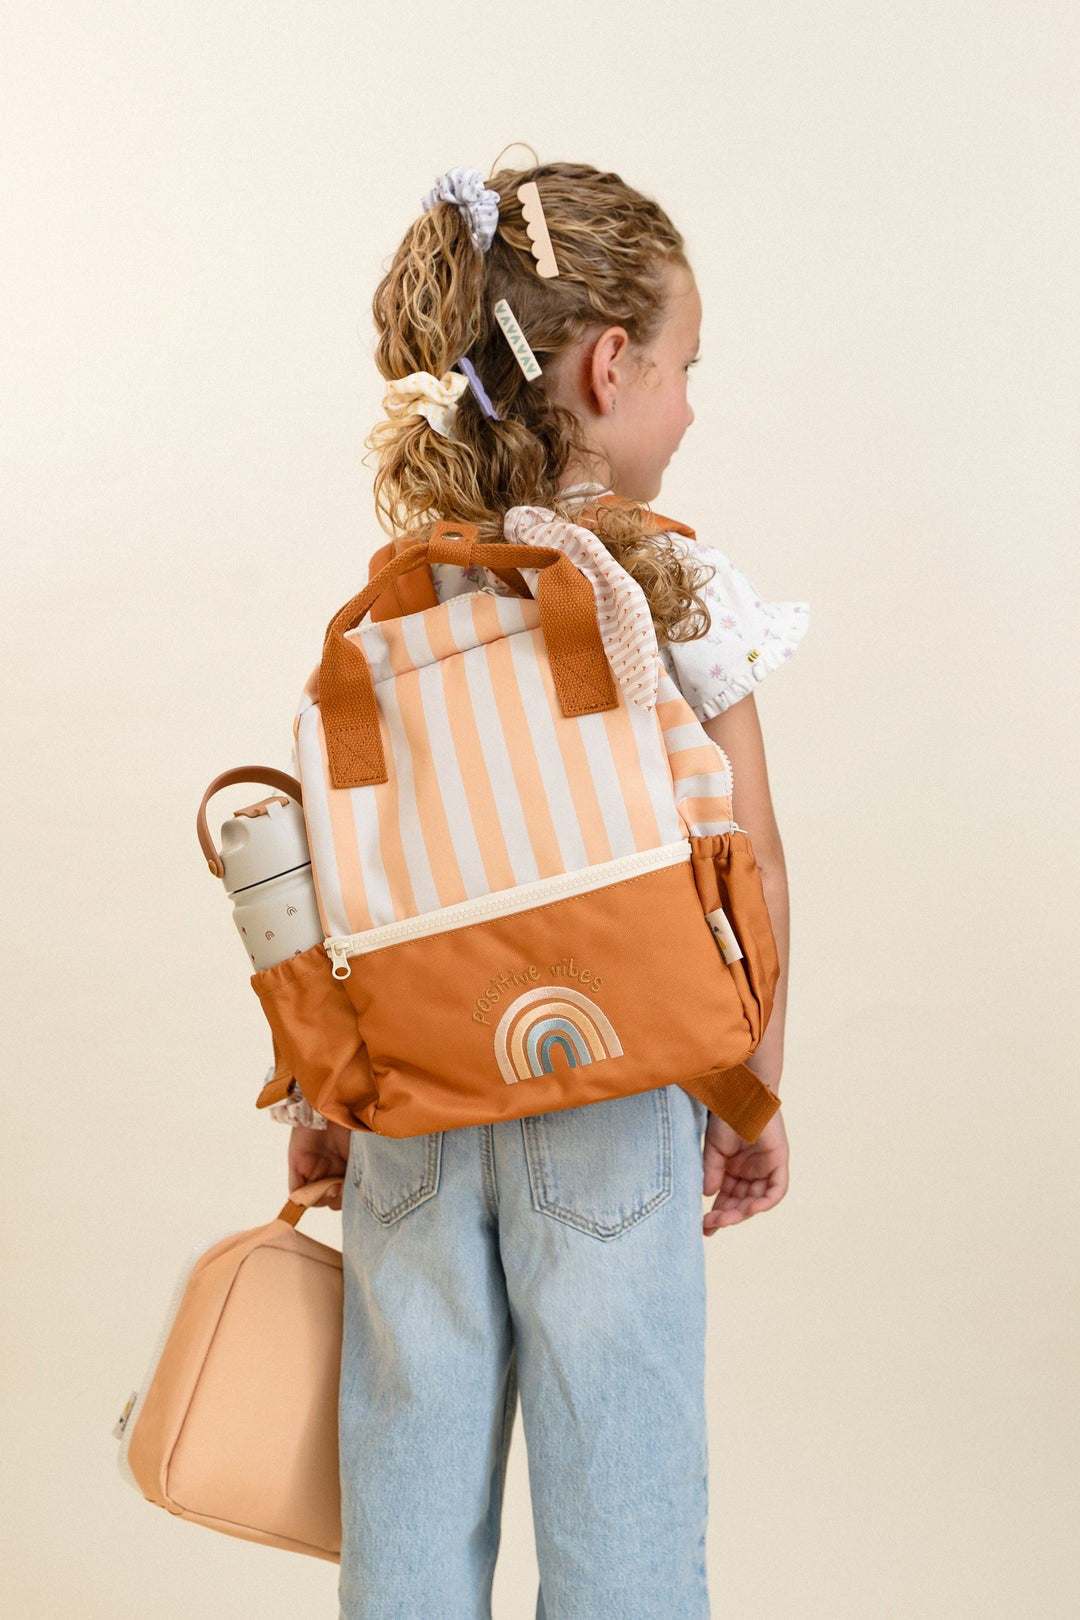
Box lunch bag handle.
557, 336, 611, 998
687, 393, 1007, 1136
320, 520, 619, 790
277, 1175, 345, 1224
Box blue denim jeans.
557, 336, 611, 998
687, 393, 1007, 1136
338, 1084, 711, 1620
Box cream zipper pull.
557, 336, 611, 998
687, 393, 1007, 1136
325, 939, 353, 980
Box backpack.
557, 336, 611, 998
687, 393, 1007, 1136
250, 501, 782, 1143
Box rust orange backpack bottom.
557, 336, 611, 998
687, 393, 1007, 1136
254, 833, 780, 1141
252, 503, 782, 1144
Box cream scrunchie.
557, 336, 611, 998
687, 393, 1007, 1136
381, 369, 468, 440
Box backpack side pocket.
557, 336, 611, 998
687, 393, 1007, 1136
688, 832, 780, 1049
249, 942, 378, 1132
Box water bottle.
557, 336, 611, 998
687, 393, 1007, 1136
196, 767, 323, 970
196, 767, 330, 1131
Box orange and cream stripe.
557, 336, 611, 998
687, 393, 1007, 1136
655, 667, 739, 840
294, 592, 737, 940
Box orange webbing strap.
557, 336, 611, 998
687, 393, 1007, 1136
256, 1075, 294, 1109
255, 1032, 296, 1109
320, 521, 618, 789
679, 1063, 781, 1143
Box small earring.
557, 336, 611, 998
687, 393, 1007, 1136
610, 398, 616, 414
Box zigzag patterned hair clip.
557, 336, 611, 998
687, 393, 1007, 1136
517, 181, 560, 278
493, 298, 543, 380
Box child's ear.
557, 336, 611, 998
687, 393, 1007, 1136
588, 325, 630, 416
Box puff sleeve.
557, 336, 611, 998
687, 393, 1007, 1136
658, 539, 809, 720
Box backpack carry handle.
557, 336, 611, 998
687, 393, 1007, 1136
319, 520, 620, 790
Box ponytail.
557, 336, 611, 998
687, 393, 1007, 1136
363, 160, 714, 648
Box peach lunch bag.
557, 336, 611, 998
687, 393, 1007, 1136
114, 1177, 345, 1560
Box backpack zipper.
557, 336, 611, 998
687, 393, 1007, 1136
324, 840, 693, 978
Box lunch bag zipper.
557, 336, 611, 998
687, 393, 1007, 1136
113, 1227, 236, 1491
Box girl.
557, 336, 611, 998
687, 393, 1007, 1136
283, 159, 809, 1620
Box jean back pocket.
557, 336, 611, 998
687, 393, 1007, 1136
350, 1130, 443, 1225
521, 1086, 673, 1241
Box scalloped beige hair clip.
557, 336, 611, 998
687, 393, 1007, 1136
517, 181, 560, 278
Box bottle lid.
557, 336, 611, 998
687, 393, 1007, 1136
218, 795, 310, 896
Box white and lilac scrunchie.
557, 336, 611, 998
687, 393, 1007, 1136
422, 166, 501, 253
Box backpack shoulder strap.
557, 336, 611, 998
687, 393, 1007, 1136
576, 491, 697, 541
367, 532, 439, 622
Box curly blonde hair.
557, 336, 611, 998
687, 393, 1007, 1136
363, 159, 714, 648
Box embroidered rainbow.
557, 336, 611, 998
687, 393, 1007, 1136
493, 986, 623, 1085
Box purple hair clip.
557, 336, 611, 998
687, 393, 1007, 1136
455, 353, 501, 421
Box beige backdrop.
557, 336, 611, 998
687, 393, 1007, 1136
4, 2, 1078, 1615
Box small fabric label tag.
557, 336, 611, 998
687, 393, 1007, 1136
704, 906, 744, 964
113, 1391, 138, 1439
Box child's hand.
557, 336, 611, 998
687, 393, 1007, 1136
702, 1108, 789, 1234
287, 1121, 353, 1211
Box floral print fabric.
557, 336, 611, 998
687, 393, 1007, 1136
657, 537, 810, 720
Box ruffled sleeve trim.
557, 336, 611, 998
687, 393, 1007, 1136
681, 601, 810, 720
658, 537, 810, 719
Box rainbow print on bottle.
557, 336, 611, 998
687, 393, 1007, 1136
493, 986, 624, 1085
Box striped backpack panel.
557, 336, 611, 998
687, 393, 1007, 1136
293, 589, 733, 940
